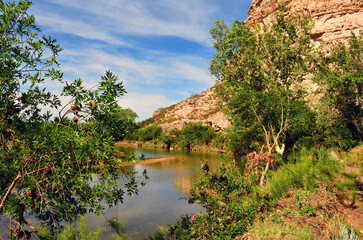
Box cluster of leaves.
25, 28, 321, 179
313, 32, 363, 149
0, 1, 144, 238
175, 123, 216, 150
132, 124, 162, 142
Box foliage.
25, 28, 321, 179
266, 148, 340, 200
224, 128, 262, 155
127, 123, 217, 151
100, 105, 139, 141
187, 160, 260, 239
105, 217, 129, 240
314, 31, 363, 145
39, 216, 101, 240
210, 5, 316, 159
136, 124, 162, 142
250, 218, 313, 240
294, 189, 316, 216
149, 160, 262, 239
0, 1, 144, 238
176, 123, 216, 150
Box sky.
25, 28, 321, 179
30, 0, 253, 121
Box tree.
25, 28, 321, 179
210, 5, 316, 185
177, 123, 216, 150
0, 1, 143, 238
315, 31, 363, 143
137, 124, 162, 142
101, 106, 139, 141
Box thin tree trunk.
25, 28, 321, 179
0, 171, 21, 214
259, 161, 270, 186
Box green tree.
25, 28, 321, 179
0, 1, 143, 238
177, 123, 216, 150
315, 31, 363, 143
137, 124, 162, 142
210, 5, 316, 184
101, 106, 139, 141
116, 107, 138, 121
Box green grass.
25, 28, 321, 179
266, 148, 340, 201
250, 219, 313, 240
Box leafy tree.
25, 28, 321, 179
137, 124, 162, 142
210, 5, 316, 184
177, 123, 216, 150
116, 107, 138, 121
0, 1, 143, 238
315, 31, 363, 143
101, 106, 139, 141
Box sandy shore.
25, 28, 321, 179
121, 157, 177, 166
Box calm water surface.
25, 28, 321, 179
85, 146, 228, 239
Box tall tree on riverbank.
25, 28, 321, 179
210, 5, 316, 185
0, 1, 143, 238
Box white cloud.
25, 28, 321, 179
35, 14, 127, 46
172, 62, 212, 84
38, 0, 215, 45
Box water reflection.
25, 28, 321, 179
85, 146, 226, 239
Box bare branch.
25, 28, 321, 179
0, 172, 22, 214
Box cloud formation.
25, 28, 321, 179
30, 0, 252, 120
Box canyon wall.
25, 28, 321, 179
246, 0, 363, 49
150, 0, 363, 131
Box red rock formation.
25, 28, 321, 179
246, 0, 363, 49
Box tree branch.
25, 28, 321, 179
0, 172, 22, 214
251, 106, 271, 152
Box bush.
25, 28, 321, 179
174, 160, 260, 239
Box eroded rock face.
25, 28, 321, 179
150, 0, 363, 131
151, 88, 230, 131
246, 0, 363, 49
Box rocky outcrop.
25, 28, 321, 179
246, 0, 363, 50
151, 87, 230, 131
149, 0, 362, 132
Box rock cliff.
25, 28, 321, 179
150, 87, 230, 131
246, 0, 363, 50
150, 0, 363, 131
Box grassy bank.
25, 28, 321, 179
147, 144, 362, 239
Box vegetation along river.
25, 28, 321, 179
85, 146, 234, 239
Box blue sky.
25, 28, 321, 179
30, 0, 253, 121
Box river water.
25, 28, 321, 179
85, 146, 228, 239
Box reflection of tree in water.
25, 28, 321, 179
174, 176, 199, 195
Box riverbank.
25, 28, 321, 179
148, 144, 363, 239
116, 140, 229, 154
120, 156, 177, 166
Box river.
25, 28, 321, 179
85, 146, 229, 239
